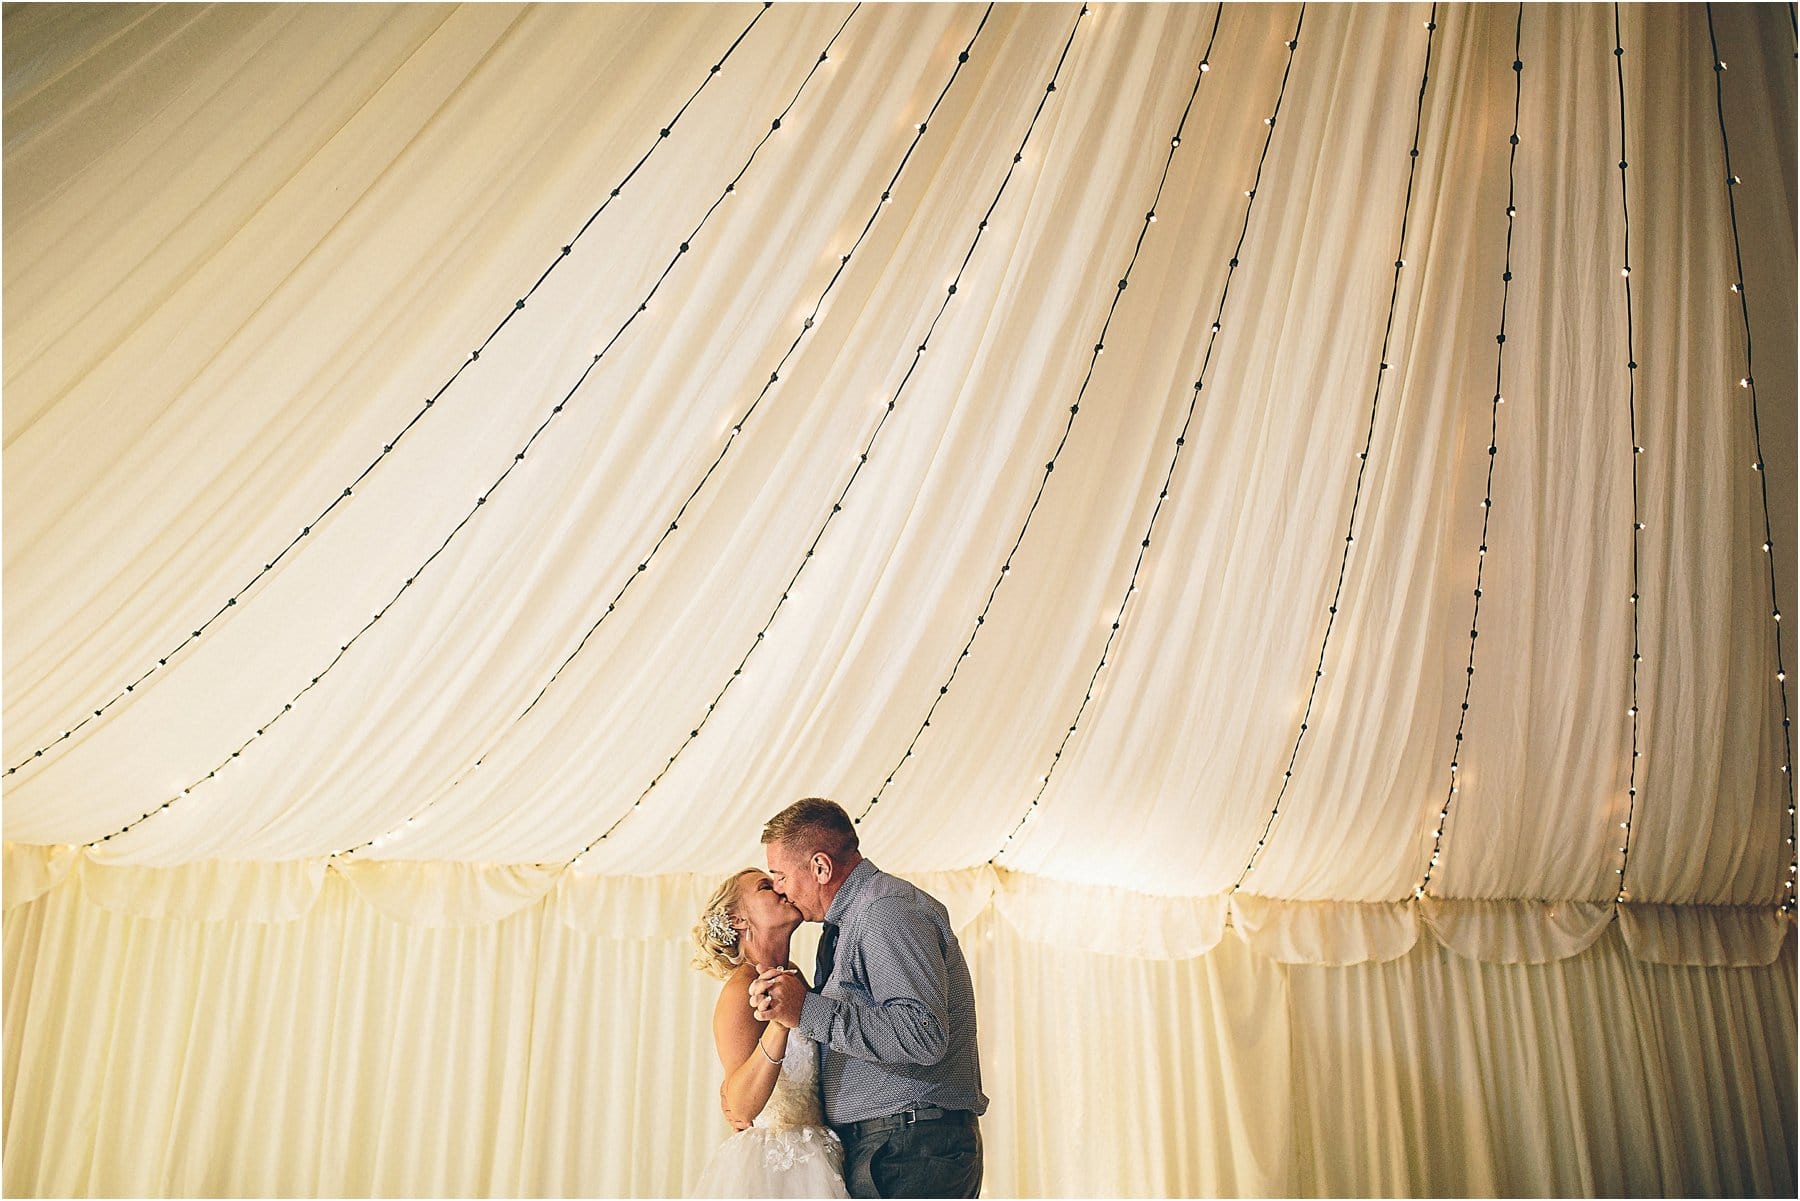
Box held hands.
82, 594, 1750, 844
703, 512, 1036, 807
748, 965, 804, 1028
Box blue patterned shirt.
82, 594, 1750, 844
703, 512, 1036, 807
798, 860, 987, 1125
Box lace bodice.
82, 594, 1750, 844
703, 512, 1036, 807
754, 1029, 827, 1131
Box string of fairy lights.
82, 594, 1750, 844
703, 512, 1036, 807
1610, 2, 1645, 906
1413, 5, 1524, 902
83, 5, 863, 849
549, 3, 1085, 871
1231, 4, 1440, 892
339, 1, 1015, 862
991, 2, 1290, 866
4, 1, 779, 783
850, 5, 1231, 827
1704, 4, 1797, 913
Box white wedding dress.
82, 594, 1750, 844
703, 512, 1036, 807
690, 1029, 849, 1198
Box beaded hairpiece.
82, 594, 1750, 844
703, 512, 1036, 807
704, 909, 738, 946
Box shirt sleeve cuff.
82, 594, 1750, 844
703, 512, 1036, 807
799, 989, 833, 1041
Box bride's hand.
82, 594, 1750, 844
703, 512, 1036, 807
754, 968, 804, 1028
748, 966, 797, 1023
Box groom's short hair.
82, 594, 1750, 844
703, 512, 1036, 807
762, 797, 859, 859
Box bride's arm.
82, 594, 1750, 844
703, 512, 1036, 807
714, 968, 791, 1128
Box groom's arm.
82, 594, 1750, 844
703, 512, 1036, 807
798, 899, 951, 1066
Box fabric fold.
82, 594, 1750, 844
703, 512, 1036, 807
332, 859, 559, 927
2, 843, 80, 910
1420, 897, 1614, 964
994, 871, 1228, 958
75, 854, 327, 923
1617, 903, 1795, 967
1230, 895, 1418, 965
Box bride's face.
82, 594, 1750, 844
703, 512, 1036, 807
735, 871, 801, 937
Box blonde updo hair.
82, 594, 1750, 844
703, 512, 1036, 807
691, 868, 760, 980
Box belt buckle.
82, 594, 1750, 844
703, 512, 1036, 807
901, 1108, 921, 1126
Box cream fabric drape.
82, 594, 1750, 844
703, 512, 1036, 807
4, 3, 1797, 1197
6, 2, 1794, 901
4, 867, 1794, 1197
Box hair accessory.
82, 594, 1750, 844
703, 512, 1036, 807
705, 909, 738, 946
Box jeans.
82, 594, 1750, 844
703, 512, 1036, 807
840, 1113, 982, 1199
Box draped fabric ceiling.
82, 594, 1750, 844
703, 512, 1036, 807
3, 3, 1797, 1196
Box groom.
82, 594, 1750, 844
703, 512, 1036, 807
748, 797, 987, 1199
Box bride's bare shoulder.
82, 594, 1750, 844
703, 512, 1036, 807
713, 963, 757, 1016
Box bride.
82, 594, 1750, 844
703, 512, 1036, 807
689, 869, 849, 1198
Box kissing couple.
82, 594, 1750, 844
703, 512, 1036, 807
688, 798, 987, 1198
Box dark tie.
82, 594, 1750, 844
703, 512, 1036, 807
815, 921, 839, 989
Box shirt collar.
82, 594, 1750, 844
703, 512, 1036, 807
823, 858, 876, 926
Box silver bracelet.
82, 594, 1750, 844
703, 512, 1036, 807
758, 1040, 784, 1065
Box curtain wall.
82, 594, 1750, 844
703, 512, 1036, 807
4, 860, 1794, 1198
